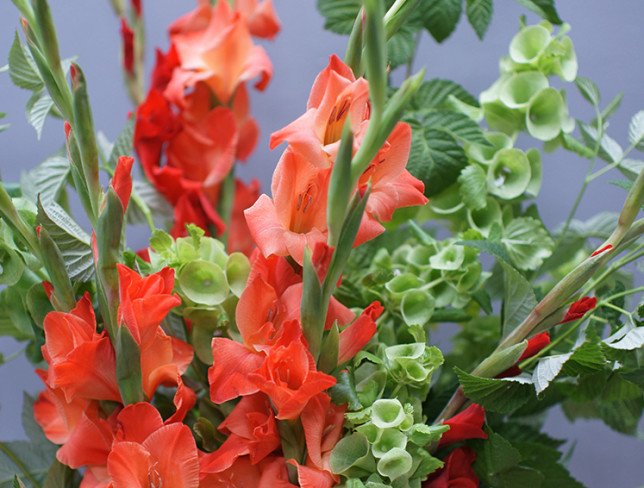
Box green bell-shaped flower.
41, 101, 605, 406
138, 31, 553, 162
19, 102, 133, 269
400, 289, 435, 326
526, 148, 543, 197
376, 447, 413, 480
465, 131, 514, 166
482, 100, 524, 135
499, 71, 549, 109
466, 196, 502, 236
372, 428, 408, 458
509, 24, 552, 65
526, 87, 574, 141
487, 148, 532, 199
539, 35, 578, 81
178, 259, 229, 306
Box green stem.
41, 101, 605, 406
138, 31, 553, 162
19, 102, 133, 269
217, 170, 236, 248
0, 442, 42, 488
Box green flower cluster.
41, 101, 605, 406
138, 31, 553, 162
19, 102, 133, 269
147, 225, 250, 362
352, 235, 489, 331
480, 21, 577, 141
331, 396, 447, 487
329, 344, 445, 486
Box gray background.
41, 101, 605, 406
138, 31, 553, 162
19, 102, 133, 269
0, 1, 642, 486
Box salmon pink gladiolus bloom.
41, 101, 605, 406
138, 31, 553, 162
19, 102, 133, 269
166, 0, 272, 105
200, 456, 297, 487
245, 148, 331, 264
107, 403, 200, 488
270, 54, 369, 166
42, 293, 120, 403
234, 0, 281, 39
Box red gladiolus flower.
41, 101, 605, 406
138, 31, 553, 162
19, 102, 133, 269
166, 0, 272, 105
234, 0, 281, 40
438, 403, 487, 448
131, 0, 142, 17
42, 293, 120, 403
200, 394, 280, 474
424, 447, 479, 488
120, 18, 135, 75
562, 296, 597, 323
107, 403, 200, 488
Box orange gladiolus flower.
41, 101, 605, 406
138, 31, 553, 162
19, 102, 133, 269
200, 455, 297, 487
200, 393, 280, 474
249, 338, 337, 420
234, 0, 281, 39
42, 293, 120, 403
107, 403, 200, 488
300, 393, 346, 475
166, 0, 272, 105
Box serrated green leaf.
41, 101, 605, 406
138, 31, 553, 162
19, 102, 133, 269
0, 287, 34, 341
502, 216, 554, 270
628, 110, 644, 151
26, 91, 53, 139
415, 110, 488, 145
474, 432, 521, 477
458, 164, 487, 210
579, 124, 623, 163
466, 0, 493, 39
107, 117, 134, 169
316, 0, 362, 35
387, 26, 417, 69
598, 92, 623, 122
457, 238, 511, 263
43, 460, 75, 488
422, 0, 463, 43
500, 260, 537, 337
407, 126, 467, 196
604, 325, 644, 350
575, 76, 600, 107
13, 476, 27, 488
37, 201, 94, 282
127, 179, 173, 225
20, 156, 70, 206
514, 0, 562, 24
455, 368, 535, 413
533, 353, 572, 395
8, 32, 42, 91
411, 78, 479, 110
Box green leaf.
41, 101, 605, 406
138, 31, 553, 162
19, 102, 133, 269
500, 260, 537, 337
20, 155, 70, 206
127, 179, 173, 226
8, 32, 43, 91
25, 91, 54, 139
475, 432, 522, 478
411, 78, 479, 111
13, 477, 27, 488
422, 0, 463, 43
0, 287, 34, 341
0, 112, 9, 134
0, 395, 57, 488
561, 133, 596, 159
417, 110, 488, 145
501, 217, 554, 270
43, 460, 75, 488
107, 117, 135, 169
604, 325, 644, 350
514, 0, 562, 24
407, 127, 467, 196
329, 370, 363, 410
115, 325, 145, 405
457, 237, 511, 263
466, 0, 493, 39
455, 368, 535, 413
37, 201, 94, 282
628, 110, 644, 151
316, 0, 361, 35
458, 165, 487, 210
387, 26, 417, 69
514, 442, 584, 488
579, 124, 623, 163
575, 76, 600, 107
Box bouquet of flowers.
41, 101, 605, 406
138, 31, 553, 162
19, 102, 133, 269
0, 0, 642, 486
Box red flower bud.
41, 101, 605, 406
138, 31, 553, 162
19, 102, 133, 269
112, 156, 134, 213
131, 0, 142, 17
120, 18, 135, 75
561, 296, 597, 323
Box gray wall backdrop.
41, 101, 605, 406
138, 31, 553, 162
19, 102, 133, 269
0, 1, 642, 486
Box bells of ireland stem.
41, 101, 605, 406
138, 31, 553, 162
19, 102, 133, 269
487, 148, 532, 200
465, 131, 514, 166
467, 196, 502, 237
509, 23, 553, 66
526, 87, 575, 141
499, 71, 549, 109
